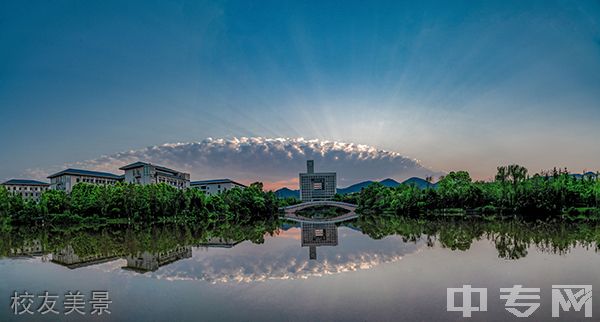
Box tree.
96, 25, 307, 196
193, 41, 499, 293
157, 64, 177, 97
39, 189, 69, 215
436, 171, 474, 208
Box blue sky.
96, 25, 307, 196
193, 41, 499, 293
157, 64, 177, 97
1, 0, 599, 185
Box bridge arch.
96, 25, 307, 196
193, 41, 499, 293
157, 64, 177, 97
280, 200, 359, 223
280, 200, 357, 214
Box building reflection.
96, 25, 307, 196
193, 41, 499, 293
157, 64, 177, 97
52, 245, 120, 269
122, 246, 192, 273
195, 237, 241, 249
301, 222, 338, 260
9, 239, 47, 261
47, 236, 241, 272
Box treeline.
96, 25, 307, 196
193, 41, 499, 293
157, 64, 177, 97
357, 165, 600, 219
0, 182, 280, 225
355, 215, 600, 259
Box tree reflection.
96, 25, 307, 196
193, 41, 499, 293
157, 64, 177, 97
355, 214, 600, 259
0, 215, 598, 262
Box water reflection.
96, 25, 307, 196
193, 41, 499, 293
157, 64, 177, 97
1, 215, 598, 284
9, 238, 44, 258
123, 246, 192, 273
301, 222, 338, 260
53, 244, 120, 269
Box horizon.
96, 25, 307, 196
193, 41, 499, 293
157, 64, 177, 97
1, 1, 599, 189
2, 150, 597, 192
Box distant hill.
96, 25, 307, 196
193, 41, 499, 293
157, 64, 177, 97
570, 172, 598, 180
401, 177, 436, 189
275, 177, 435, 199
336, 180, 375, 194
380, 178, 400, 187
274, 187, 300, 199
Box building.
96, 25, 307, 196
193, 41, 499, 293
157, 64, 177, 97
122, 246, 192, 273
120, 162, 190, 189
190, 179, 246, 195
1, 179, 50, 200
47, 168, 122, 192
301, 222, 338, 260
299, 160, 336, 202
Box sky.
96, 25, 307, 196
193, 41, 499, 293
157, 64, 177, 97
1, 0, 599, 189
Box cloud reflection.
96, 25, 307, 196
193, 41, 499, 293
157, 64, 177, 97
111, 228, 425, 284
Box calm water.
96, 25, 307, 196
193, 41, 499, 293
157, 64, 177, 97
1, 218, 599, 321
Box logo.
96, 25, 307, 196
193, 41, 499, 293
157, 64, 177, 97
447, 284, 593, 318
447, 285, 488, 317
500, 285, 540, 317
552, 285, 592, 318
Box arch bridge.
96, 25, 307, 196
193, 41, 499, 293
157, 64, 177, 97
280, 200, 359, 223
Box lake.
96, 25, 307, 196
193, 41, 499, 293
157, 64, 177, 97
1, 217, 599, 321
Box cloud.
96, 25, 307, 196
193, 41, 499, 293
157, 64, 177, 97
25, 137, 442, 189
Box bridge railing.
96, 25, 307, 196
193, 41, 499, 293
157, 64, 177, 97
280, 200, 357, 211
282, 212, 359, 224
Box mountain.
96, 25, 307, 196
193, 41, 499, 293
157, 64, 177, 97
336, 180, 374, 194
380, 178, 400, 187
274, 177, 435, 199
401, 177, 435, 189
570, 172, 598, 180
275, 187, 300, 199
336, 178, 403, 194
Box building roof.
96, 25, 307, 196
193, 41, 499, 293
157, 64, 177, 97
47, 168, 122, 179
2, 179, 50, 186
190, 179, 247, 187
118, 161, 151, 170
119, 161, 187, 176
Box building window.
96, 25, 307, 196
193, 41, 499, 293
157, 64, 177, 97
315, 229, 325, 237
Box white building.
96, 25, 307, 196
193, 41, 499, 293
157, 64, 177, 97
190, 179, 246, 195
119, 162, 190, 189
47, 169, 122, 193
1, 179, 50, 200
299, 160, 336, 202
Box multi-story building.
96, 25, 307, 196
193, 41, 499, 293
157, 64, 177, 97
47, 169, 122, 192
299, 160, 336, 202
119, 162, 190, 189
190, 179, 246, 195
1, 179, 50, 200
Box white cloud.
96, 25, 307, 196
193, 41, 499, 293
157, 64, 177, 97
25, 137, 442, 189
